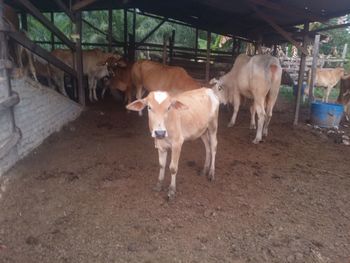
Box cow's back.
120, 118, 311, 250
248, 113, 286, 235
132, 60, 200, 93
166, 88, 219, 140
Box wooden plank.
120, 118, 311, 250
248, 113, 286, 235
309, 34, 320, 103
294, 22, 309, 125
52, 0, 75, 21
135, 18, 167, 49
205, 31, 211, 82
74, 11, 85, 105
8, 31, 76, 76
195, 28, 198, 61
50, 12, 55, 51
108, 8, 112, 52
14, 0, 75, 50
72, 0, 99, 11
251, 4, 309, 56
124, 8, 127, 55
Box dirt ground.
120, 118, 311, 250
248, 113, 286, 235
1, 94, 350, 263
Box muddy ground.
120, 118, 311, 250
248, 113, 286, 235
0, 94, 350, 263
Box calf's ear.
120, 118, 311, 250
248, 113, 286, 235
126, 99, 147, 111
209, 78, 218, 85
171, 100, 188, 110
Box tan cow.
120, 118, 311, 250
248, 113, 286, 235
51, 48, 120, 101
101, 56, 132, 103
211, 54, 282, 144
131, 60, 200, 114
306, 67, 346, 102
126, 88, 219, 200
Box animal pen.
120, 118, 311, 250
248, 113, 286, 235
1, 1, 350, 262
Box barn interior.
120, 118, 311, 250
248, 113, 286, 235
1, 1, 350, 262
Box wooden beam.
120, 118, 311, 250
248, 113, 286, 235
50, 12, 55, 51
309, 34, 320, 104
74, 11, 85, 105
108, 8, 113, 52
71, 0, 99, 12
20, 12, 27, 30
195, 27, 198, 61
135, 18, 167, 49
52, 0, 75, 21
124, 8, 127, 55
14, 0, 75, 50
248, 0, 327, 23
8, 31, 76, 76
251, 4, 309, 56
294, 22, 309, 125
205, 31, 211, 82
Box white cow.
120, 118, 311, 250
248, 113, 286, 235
211, 54, 282, 144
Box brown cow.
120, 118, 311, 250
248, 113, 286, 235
51, 49, 121, 101
306, 67, 346, 102
131, 60, 200, 115
101, 56, 132, 103
211, 54, 282, 144
126, 88, 219, 200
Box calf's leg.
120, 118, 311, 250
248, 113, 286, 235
200, 131, 210, 177
263, 89, 279, 137
228, 94, 241, 127
253, 98, 266, 144
250, 104, 256, 129
153, 148, 167, 192
168, 143, 182, 200
208, 120, 218, 181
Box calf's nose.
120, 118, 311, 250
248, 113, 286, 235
154, 130, 166, 138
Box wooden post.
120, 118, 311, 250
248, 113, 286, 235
74, 11, 85, 105
108, 8, 112, 52
205, 31, 211, 82
162, 34, 168, 64
169, 29, 175, 64
20, 12, 28, 30
309, 34, 320, 104
293, 22, 309, 125
194, 27, 198, 62
132, 8, 136, 60
50, 12, 55, 51
123, 8, 127, 56
341, 43, 348, 67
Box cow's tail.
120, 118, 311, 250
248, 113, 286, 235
266, 61, 282, 106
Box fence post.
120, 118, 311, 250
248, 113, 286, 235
309, 34, 320, 104
205, 31, 211, 82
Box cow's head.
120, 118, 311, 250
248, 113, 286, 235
103, 57, 127, 76
210, 77, 228, 105
126, 91, 188, 139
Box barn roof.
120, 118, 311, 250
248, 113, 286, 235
8, 0, 350, 44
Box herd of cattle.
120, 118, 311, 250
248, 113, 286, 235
4, 4, 350, 199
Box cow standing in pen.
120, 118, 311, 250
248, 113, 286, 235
211, 54, 282, 144
126, 88, 219, 200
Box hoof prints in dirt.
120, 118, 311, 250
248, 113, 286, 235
36, 170, 79, 182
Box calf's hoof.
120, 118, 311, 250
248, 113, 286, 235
208, 170, 215, 181
252, 138, 262, 144
167, 188, 176, 201
153, 182, 163, 192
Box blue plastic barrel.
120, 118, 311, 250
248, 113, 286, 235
310, 101, 344, 128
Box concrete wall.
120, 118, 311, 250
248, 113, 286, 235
0, 77, 83, 176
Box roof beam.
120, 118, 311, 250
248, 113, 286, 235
248, 0, 327, 23
72, 0, 99, 12
250, 4, 309, 56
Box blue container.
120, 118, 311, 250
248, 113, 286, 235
310, 101, 344, 128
